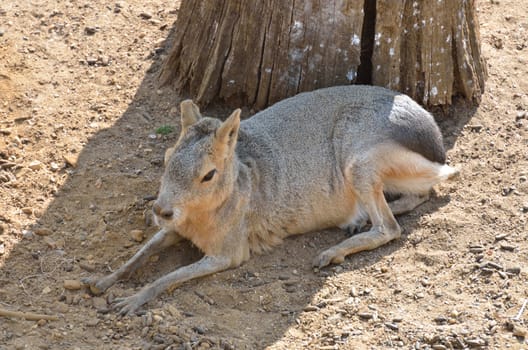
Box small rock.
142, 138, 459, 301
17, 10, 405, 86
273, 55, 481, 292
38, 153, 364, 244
500, 244, 516, 251
0, 243, 5, 255
28, 160, 42, 170
303, 305, 319, 312
516, 111, 527, 120
84, 27, 97, 35
0, 28, 4, 37
42, 286, 52, 294
505, 266, 521, 275
434, 316, 448, 324
63, 279, 82, 290
465, 337, 486, 347
140, 12, 152, 20
284, 285, 296, 293
63, 154, 78, 167
79, 262, 96, 272
468, 124, 483, 132
513, 325, 527, 338
100, 56, 110, 66
34, 227, 52, 236
494, 233, 509, 241
130, 229, 144, 242
86, 318, 100, 327
432, 345, 447, 350
37, 319, 47, 327
21, 207, 33, 215
484, 261, 503, 270
193, 325, 207, 335
86, 57, 97, 66
357, 312, 374, 320
91, 297, 108, 312
385, 322, 399, 331
50, 162, 60, 171
469, 246, 484, 253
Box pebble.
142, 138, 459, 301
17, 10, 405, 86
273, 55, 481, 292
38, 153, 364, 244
505, 266, 521, 275
140, 12, 152, 20
483, 261, 503, 270
494, 233, 509, 241
28, 160, 42, 170
21, 207, 33, 215
130, 229, 144, 242
86, 57, 98, 66
384, 322, 399, 331
357, 312, 374, 320
92, 297, 108, 312
64, 279, 82, 290
79, 261, 96, 272
34, 227, 52, 236
50, 162, 60, 171
84, 27, 97, 35
303, 305, 319, 312
513, 325, 527, 337
86, 318, 100, 327
0, 28, 4, 36
431, 345, 447, 350
500, 243, 516, 251
465, 337, 486, 347
434, 316, 447, 324
469, 246, 484, 253
0, 243, 4, 255
193, 325, 207, 335
63, 154, 78, 167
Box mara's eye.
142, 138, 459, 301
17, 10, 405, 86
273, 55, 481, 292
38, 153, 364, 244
201, 169, 216, 183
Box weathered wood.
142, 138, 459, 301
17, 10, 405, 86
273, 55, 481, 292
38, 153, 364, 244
373, 0, 486, 105
160, 0, 486, 110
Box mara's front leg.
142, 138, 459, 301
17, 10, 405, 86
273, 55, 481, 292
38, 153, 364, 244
112, 255, 232, 316
82, 228, 180, 295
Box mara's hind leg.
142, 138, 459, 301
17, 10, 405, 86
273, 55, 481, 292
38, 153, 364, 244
314, 176, 402, 268
388, 193, 430, 215
345, 193, 430, 236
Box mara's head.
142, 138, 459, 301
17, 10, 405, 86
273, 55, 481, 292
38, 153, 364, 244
153, 100, 241, 230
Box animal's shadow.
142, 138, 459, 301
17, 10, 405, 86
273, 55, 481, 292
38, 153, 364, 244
0, 22, 477, 350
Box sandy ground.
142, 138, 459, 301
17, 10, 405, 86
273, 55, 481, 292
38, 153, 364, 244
0, 0, 527, 349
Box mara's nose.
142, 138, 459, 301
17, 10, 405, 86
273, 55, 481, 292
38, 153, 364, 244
153, 202, 174, 220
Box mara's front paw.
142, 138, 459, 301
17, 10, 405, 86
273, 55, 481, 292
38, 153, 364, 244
112, 292, 148, 316
81, 275, 114, 295
313, 249, 345, 269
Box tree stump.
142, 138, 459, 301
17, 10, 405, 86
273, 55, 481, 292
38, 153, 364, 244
160, 0, 486, 110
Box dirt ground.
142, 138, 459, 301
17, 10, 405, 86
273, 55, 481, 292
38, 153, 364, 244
0, 0, 527, 349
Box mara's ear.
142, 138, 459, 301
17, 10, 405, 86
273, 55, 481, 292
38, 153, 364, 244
180, 99, 201, 130
213, 109, 241, 158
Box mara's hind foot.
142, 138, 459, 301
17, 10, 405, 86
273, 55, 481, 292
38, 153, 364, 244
315, 175, 402, 268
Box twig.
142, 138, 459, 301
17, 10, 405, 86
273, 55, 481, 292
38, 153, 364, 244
0, 307, 59, 321
513, 299, 528, 321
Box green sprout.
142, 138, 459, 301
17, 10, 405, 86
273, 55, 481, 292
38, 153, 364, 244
155, 125, 175, 135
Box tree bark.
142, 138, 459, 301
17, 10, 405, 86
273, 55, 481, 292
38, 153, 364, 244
160, 0, 486, 110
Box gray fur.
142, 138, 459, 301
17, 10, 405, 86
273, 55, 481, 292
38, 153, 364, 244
83, 85, 458, 315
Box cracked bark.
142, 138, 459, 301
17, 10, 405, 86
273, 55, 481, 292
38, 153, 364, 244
160, 0, 486, 110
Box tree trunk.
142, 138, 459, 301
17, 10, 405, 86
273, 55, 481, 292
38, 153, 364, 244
160, 0, 486, 111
